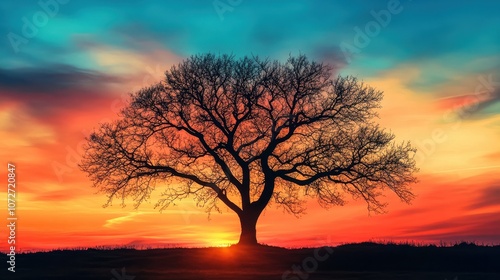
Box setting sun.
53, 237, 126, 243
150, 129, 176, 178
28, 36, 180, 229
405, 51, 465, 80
205, 233, 234, 248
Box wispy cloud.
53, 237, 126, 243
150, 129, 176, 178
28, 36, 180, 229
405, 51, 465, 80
104, 212, 145, 228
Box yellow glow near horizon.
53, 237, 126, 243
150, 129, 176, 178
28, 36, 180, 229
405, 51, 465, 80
204, 232, 237, 247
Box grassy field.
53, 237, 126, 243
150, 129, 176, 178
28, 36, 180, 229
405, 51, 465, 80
2, 242, 500, 279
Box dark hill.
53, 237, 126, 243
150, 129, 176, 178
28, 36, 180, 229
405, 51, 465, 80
2, 243, 499, 279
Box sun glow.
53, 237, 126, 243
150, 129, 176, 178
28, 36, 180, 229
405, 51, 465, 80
205, 233, 235, 248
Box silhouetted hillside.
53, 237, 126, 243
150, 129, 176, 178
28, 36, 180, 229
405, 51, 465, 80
2, 243, 499, 280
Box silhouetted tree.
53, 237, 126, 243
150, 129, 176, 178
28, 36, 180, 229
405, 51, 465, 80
80, 54, 418, 245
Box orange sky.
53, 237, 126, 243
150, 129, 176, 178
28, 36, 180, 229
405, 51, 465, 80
1, 46, 499, 252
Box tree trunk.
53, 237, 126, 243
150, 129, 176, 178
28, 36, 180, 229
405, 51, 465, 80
237, 209, 260, 245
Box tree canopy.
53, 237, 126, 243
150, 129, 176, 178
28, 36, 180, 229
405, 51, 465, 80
81, 54, 418, 245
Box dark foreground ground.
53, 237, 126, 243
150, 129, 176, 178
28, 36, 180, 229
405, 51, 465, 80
2, 242, 500, 280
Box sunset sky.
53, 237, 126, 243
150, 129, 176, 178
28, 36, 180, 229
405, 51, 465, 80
1, 0, 499, 252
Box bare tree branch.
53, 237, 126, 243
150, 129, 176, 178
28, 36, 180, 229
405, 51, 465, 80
80, 53, 418, 244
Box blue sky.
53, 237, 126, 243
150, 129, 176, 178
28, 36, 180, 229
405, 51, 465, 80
2, 1, 498, 74
2, 0, 497, 116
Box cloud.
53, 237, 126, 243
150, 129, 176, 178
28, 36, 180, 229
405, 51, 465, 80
312, 45, 349, 71
0, 64, 122, 93
484, 151, 500, 161
0, 64, 125, 124
33, 189, 81, 202
104, 212, 144, 228
467, 185, 500, 210
0, 104, 55, 145
110, 22, 186, 53
398, 212, 500, 244
438, 89, 500, 120
404, 213, 500, 238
